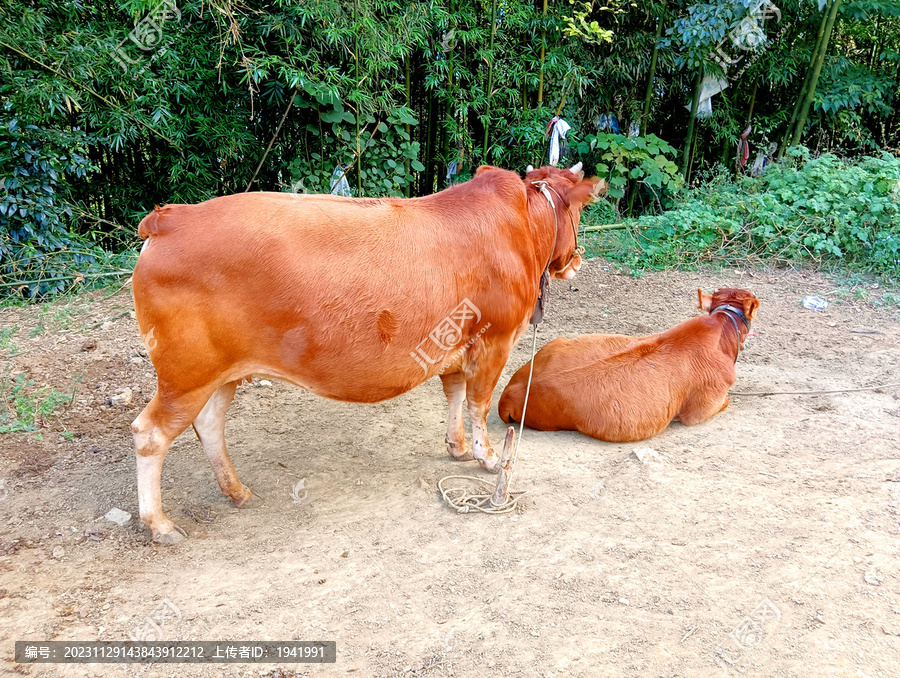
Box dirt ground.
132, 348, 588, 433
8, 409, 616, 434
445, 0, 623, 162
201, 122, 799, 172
1, 259, 899, 678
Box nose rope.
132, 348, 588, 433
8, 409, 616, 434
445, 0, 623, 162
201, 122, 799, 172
534, 181, 583, 275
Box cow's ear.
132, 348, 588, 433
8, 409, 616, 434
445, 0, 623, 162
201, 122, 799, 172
698, 289, 713, 312
570, 177, 606, 207
743, 297, 760, 320
475, 165, 495, 175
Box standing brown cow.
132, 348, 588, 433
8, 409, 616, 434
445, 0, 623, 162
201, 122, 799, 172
132, 164, 602, 543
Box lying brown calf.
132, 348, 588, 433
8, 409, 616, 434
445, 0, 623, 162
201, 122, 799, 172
498, 288, 760, 442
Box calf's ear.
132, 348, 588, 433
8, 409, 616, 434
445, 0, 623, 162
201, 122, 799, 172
743, 297, 760, 320
698, 288, 713, 312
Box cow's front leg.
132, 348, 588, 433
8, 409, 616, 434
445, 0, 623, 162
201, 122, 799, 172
440, 371, 474, 461
467, 399, 499, 471
466, 359, 507, 472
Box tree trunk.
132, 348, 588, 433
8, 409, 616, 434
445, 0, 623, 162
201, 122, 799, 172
681, 68, 703, 180
791, 0, 843, 147
640, 3, 666, 134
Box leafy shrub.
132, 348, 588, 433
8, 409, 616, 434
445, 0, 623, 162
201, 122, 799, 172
283, 104, 423, 197
575, 132, 682, 215
588, 149, 900, 275
0, 117, 131, 298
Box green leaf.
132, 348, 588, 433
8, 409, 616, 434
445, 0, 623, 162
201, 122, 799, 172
320, 109, 345, 124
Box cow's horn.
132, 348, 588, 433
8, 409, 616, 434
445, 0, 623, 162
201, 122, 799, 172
526, 165, 534, 173
569, 161, 583, 175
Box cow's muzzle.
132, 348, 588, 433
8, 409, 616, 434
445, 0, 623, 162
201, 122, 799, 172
556, 249, 583, 280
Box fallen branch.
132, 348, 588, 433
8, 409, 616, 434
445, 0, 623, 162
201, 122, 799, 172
732, 381, 900, 397
581, 223, 628, 233
0, 270, 133, 289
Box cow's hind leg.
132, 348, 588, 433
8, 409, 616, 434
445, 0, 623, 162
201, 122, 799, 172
192, 381, 253, 507
132, 389, 211, 544
440, 372, 474, 461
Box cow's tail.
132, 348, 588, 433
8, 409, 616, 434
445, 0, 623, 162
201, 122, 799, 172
137, 205, 168, 240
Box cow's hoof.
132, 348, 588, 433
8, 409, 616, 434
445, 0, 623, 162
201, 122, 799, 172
477, 455, 500, 474
446, 439, 474, 461
233, 489, 260, 509
153, 525, 187, 546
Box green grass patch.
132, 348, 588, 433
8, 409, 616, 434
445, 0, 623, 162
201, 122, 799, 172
0, 373, 76, 434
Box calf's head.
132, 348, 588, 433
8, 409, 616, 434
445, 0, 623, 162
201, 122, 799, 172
698, 288, 760, 321
524, 163, 607, 280
699, 288, 760, 350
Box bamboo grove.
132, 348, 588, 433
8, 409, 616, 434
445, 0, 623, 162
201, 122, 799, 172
1, 1, 899, 294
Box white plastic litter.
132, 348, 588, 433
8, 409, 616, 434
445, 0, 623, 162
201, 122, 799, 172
548, 118, 571, 166
801, 296, 829, 311
330, 164, 352, 196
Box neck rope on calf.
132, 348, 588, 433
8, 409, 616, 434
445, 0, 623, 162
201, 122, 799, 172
711, 304, 751, 364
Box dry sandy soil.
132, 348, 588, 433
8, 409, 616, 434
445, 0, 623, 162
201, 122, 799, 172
1, 259, 899, 678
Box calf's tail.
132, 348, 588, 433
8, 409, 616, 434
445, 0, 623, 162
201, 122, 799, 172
497, 381, 524, 424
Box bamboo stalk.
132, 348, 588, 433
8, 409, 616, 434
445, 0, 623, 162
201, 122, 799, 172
778, 5, 828, 158
482, 0, 498, 159
405, 54, 412, 197
537, 0, 548, 104
244, 89, 298, 192
0, 39, 182, 151
355, 7, 362, 195
640, 2, 666, 133
0, 271, 134, 289
681, 68, 704, 180
581, 223, 628, 232
791, 0, 843, 147
746, 81, 758, 124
